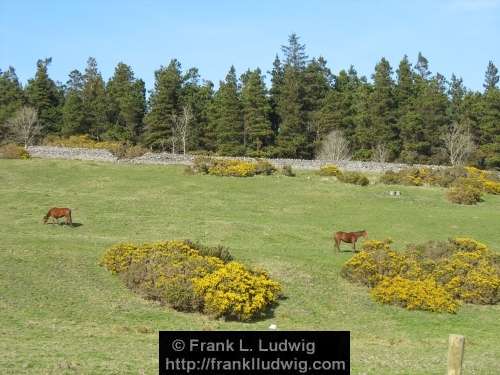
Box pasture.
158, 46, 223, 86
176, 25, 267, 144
0, 159, 499, 374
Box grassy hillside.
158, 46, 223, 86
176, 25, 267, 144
1, 159, 499, 374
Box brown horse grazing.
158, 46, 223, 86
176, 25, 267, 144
43, 207, 73, 225
334, 230, 368, 252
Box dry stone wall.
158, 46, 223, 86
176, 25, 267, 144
27, 146, 443, 172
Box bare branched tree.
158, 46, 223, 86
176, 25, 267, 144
317, 129, 351, 161
372, 143, 389, 163
442, 122, 476, 166
179, 106, 193, 155
171, 106, 193, 155
6, 106, 41, 148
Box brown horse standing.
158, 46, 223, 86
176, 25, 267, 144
334, 230, 367, 252
43, 207, 73, 225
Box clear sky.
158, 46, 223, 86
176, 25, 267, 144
1, 0, 499, 92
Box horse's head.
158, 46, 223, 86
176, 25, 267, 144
362, 230, 368, 238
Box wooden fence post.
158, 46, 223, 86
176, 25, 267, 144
447, 334, 465, 375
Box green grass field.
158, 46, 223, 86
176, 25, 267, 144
1, 159, 499, 374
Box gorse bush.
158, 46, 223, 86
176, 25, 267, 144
190, 156, 278, 177
341, 237, 499, 313
446, 179, 482, 205
281, 164, 295, 177
193, 262, 282, 321
380, 166, 500, 197
318, 164, 341, 176
100, 240, 281, 321
372, 276, 459, 313
0, 144, 30, 159
337, 171, 369, 186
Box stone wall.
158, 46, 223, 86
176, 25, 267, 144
27, 146, 444, 172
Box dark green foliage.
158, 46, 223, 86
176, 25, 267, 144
211, 66, 244, 156
145, 59, 183, 151
25, 58, 63, 135
0, 67, 25, 141
106, 63, 146, 142
240, 69, 273, 155
82, 57, 109, 140
4, 36, 499, 165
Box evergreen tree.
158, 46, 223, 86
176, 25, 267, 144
363, 58, 398, 159
145, 59, 183, 151
61, 70, 86, 136
82, 57, 108, 140
275, 66, 309, 158
0, 67, 25, 140
415, 52, 431, 79
316, 66, 359, 148
25, 58, 63, 135
448, 74, 466, 122
483, 61, 499, 92
268, 55, 284, 136
106, 62, 146, 142
281, 33, 308, 70
210, 66, 244, 156
240, 68, 273, 154
400, 67, 450, 164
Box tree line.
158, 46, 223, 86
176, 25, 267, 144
1, 34, 499, 168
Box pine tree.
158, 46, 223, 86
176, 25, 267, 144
400, 65, 450, 164
322, 66, 361, 133
240, 68, 273, 155
448, 74, 466, 122
106, 63, 146, 142
82, 57, 109, 140
364, 58, 399, 159
415, 52, 431, 79
483, 61, 499, 92
275, 66, 309, 158
61, 70, 86, 136
0, 67, 25, 140
269, 55, 284, 136
145, 59, 183, 151
211, 66, 244, 156
281, 33, 308, 70
25, 58, 63, 135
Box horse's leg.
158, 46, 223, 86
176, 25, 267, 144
335, 238, 341, 252
352, 240, 356, 252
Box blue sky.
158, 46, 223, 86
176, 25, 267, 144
1, 0, 499, 92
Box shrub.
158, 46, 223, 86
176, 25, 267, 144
0, 144, 30, 159
193, 262, 282, 321
341, 239, 422, 287
318, 164, 341, 176
430, 238, 500, 304
254, 160, 276, 175
101, 240, 281, 320
379, 170, 401, 185
337, 171, 369, 186
446, 180, 482, 205
191, 155, 213, 174
44, 134, 118, 150
108, 144, 148, 159
208, 160, 257, 177
281, 165, 295, 177
371, 276, 459, 313
342, 237, 500, 312
182, 240, 233, 263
